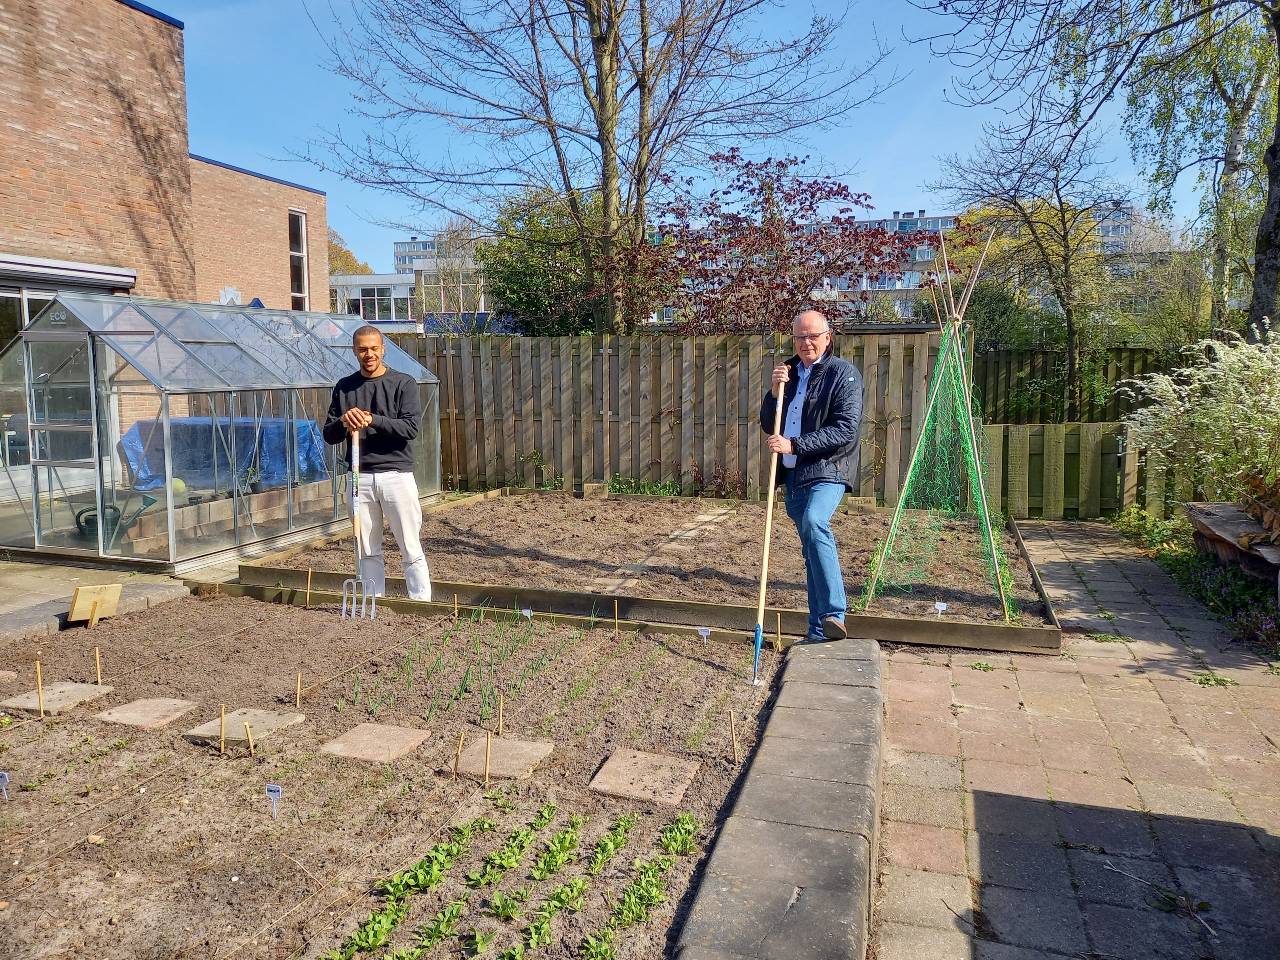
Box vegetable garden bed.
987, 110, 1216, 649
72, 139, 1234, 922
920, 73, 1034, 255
0, 594, 778, 959
247, 490, 1060, 653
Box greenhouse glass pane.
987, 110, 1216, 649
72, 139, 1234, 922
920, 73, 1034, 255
201, 308, 329, 385
141, 304, 233, 344
191, 343, 282, 388
102, 332, 227, 390
47, 296, 155, 334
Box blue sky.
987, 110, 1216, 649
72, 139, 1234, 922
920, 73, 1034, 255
165, 0, 1194, 272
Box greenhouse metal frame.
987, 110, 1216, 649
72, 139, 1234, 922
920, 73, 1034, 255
0, 293, 439, 571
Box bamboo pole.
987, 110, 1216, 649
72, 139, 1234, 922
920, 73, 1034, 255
304, 569, 313, 609
244, 722, 256, 758
219, 704, 226, 756
34, 660, 44, 719
453, 731, 465, 779
94, 646, 103, 686
483, 730, 492, 786
295, 672, 303, 709
774, 611, 782, 652
729, 710, 740, 763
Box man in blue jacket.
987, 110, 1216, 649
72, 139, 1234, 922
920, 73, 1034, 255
760, 309, 863, 641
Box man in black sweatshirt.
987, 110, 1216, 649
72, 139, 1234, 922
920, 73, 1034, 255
322, 325, 431, 600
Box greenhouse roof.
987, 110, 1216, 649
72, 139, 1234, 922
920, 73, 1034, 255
26, 293, 436, 393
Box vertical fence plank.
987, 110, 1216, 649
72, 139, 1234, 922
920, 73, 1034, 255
580, 336, 595, 483
1121, 427, 1139, 509
724, 337, 741, 494
859, 334, 880, 498
1145, 455, 1166, 519
637, 339, 653, 482
1006, 425, 1030, 518
984, 424, 1004, 513
479, 339, 499, 487
615, 337, 629, 479
1042, 423, 1065, 519
518, 338, 535, 485
909, 333, 930, 452
747, 338, 763, 498
660, 338, 676, 483
600, 334, 612, 483
558, 337, 574, 488
537, 338, 554, 484
883, 335, 905, 505
459, 339, 479, 490
498, 338, 517, 486
681, 340, 696, 495
1079, 421, 1102, 518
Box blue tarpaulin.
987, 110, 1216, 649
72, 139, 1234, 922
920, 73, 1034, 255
119, 417, 328, 492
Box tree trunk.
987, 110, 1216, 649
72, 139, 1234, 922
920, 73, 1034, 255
1213, 114, 1247, 329
587, 1, 622, 334
1246, 15, 1280, 342
1064, 305, 1080, 422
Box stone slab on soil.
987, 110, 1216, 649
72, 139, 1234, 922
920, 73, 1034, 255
95, 697, 196, 730
458, 736, 554, 780
320, 722, 432, 763
183, 708, 305, 746
589, 747, 700, 805
678, 636, 884, 960
1, 681, 113, 715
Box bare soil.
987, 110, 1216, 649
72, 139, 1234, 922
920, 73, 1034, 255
279, 493, 1047, 625
0, 594, 778, 959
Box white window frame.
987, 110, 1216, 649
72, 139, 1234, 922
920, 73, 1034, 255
288, 209, 309, 311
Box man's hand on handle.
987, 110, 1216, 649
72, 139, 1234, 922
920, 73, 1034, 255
766, 435, 794, 456
341, 408, 373, 433
769, 363, 793, 456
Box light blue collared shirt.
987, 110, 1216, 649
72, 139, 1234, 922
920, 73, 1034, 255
782, 357, 821, 468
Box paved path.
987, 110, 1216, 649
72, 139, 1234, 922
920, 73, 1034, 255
873, 521, 1280, 960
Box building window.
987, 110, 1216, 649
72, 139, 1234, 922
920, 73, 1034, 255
288, 210, 308, 311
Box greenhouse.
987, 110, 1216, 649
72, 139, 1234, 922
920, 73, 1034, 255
0, 293, 439, 570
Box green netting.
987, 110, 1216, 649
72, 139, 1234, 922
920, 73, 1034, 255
860, 323, 1018, 620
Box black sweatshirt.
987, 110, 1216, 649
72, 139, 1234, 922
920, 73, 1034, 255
322, 368, 422, 473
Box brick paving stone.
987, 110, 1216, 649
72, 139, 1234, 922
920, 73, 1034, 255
1040, 739, 1127, 777
1031, 715, 1112, 744
1172, 865, 1276, 932
1021, 692, 1101, 721
1062, 636, 1139, 660
1120, 746, 1217, 788
886, 719, 962, 757
952, 653, 1013, 670
1052, 805, 1157, 858
1047, 769, 1144, 810
880, 821, 967, 875
951, 682, 1023, 712
977, 885, 1088, 954
886, 696, 955, 726
965, 833, 1073, 894
1151, 818, 1272, 876
1107, 722, 1194, 752
882, 784, 966, 830
1151, 678, 1235, 706
967, 793, 1058, 840
1243, 706, 1280, 739
1137, 783, 1242, 822
1210, 921, 1280, 960
1068, 848, 1176, 909
1230, 792, 1280, 833
885, 678, 954, 704
955, 707, 1032, 736
1234, 685, 1280, 710
1014, 669, 1087, 694
1081, 902, 1208, 960
874, 922, 974, 960
883, 749, 963, 789
959, 731, 1042, 767
971, 942, 1060, 960
1008, 653, 1080, 674
1093, 696, 1175, 727
1083, 672, 1161, 698
885, 661, 952, 684
876, 866, 973, 929
964, 759, 1050, 799
1182, 728, 1276, 761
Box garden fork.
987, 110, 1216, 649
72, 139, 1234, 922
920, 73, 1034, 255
342, 430, 376, 620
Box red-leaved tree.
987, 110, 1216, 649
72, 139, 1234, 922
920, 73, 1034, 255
654, 150, 927, 333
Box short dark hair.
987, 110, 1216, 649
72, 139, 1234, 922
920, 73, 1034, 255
352, 324, 384, 345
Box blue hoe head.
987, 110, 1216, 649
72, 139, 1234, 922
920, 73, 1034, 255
752, 624, 764, 682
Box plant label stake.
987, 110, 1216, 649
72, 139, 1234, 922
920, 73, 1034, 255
34, 659, 44, 719
729, 711, 740, 763
304, 568, 313, 609
295, 672, 303, 709
613, 599, 619, 638
219, 704, 226, 755
775, 612, 783, 652
934, 602, 948, 618
341, 430, 376, 621
453, 731, 465, 779
244, 721, 257, 758
754, 363, 787, 686
497, 693, 504, 737
265, 783, 282, 818
94, 646, 103, 686
0, 771, 9, 802
697, 627, 711, 646
454, 594, 460, 621
520, 608, 533, 623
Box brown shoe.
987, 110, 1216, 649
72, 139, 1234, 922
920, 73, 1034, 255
822, 616, 846, 640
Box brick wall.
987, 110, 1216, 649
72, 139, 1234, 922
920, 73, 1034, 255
0, 0, 194, 297
190, 159, 329, 310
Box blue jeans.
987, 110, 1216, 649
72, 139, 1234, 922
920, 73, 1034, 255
784, 477, 847, 639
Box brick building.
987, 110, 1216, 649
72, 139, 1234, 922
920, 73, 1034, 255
0, 0, 329, 346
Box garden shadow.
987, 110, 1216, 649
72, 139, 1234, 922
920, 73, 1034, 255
948, 790, 1280, 960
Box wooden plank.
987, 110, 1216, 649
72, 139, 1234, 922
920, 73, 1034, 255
637, 339, 654, 482
558, 337, 574, 488
478, 338, 498, 488
600, 334, 612, 483
883, 335, 905, 505
747, 338, 763, 498
1041, 423, 1065, 520
536, 339, 553, 486
580, 336, 594, 484
983, 424, 1004, 514
518, 338, 535, 486
618, 337, 633, 480
1006, 425, 1030, 519
661, 338, 677, 483
458, 339, 479, 490
859, 334, 880, 498
1121, 427, 1139, 508
724, 337, 740, 495
681, 339, 695, 495
498, 338, 517, 485
1079, 421, 1103, 519
1145, 453, 1166, 519
909, 333, 930, 451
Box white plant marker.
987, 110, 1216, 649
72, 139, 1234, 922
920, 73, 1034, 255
520, 608, 533, 622
0, 771, 9, 802
697, 627, 711, 646
266, 783, 282, 818
934, 602, 948, 617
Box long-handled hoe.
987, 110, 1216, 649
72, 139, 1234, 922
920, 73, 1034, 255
342, 430, 376, 620
752, 359, 787, 684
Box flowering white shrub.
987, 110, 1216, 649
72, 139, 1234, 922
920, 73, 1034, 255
1121, 326, 1280, 500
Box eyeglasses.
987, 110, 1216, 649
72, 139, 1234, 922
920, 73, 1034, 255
793, 331, 829, 342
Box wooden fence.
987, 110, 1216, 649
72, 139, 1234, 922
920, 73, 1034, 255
395, 334, 1161, 519
972, 347, 1168, 423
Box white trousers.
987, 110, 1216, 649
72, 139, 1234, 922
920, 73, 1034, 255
353, 470, 432, 601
